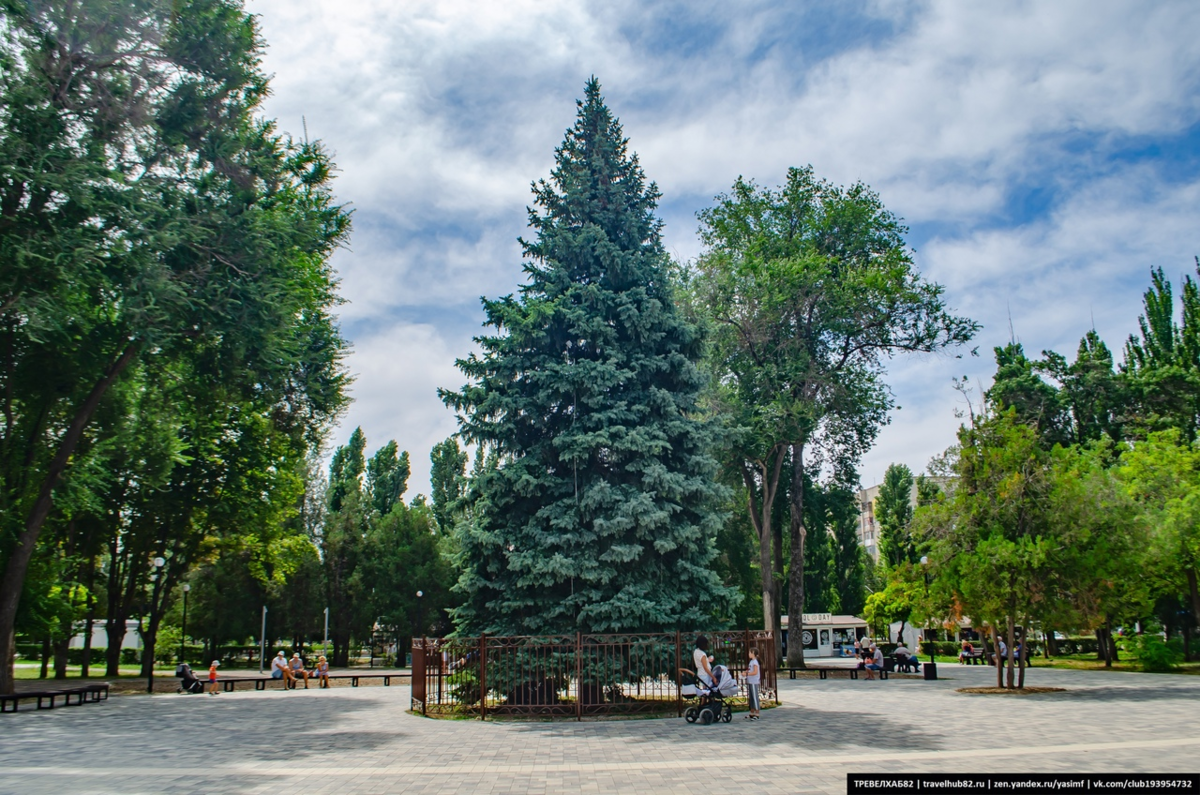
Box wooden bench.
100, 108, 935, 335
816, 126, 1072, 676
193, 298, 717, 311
1, 683, 109, 713
959, 648, 990, 665
217, 672, 408, 692
783, 666, 888, 680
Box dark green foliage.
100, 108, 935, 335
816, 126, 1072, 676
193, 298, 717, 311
713, 512, 763, 629
361, 501, 456, 641
430, 438, 468, 534
1042, 331, 1126, 445
0, 0, 350, 691
367, 442, 410, 517
988, 344, 1071, 447
442, 79, 733, 635
1123, 263, 1200, 440
829, 486, 867, 616
876, 463, 917, 569
692, 165, 977, 665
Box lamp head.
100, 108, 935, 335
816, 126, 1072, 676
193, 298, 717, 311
920, 555, 929, 565
182, 584, 191, 592
153, 556, 165, 568
416, 590, 424, 598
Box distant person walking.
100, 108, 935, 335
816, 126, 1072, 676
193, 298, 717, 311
743, 648, 761, 721
208, 661, 219, 696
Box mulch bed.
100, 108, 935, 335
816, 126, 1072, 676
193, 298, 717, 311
956, 686, 1066, 695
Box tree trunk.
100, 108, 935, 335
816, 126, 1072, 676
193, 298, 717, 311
1005, 616, 1016, 689
1187, 568, 1200, 638
1017, 624, 1028, 689
0, 342, 139, 694
105, 618, 128, 677
1097, 626, 1112, 667
1045, 627, 1058, 658
40, 636, 51, 678
1183, 623, 1192, 663
81, 574, 96, 678
786, 442, 808, 669
743, 448, 787, 669
140, 622, 159, 677
991, 625, 1003, 688
53, 634, 69, 679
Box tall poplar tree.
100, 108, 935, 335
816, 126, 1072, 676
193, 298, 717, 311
442, 79, 732, 636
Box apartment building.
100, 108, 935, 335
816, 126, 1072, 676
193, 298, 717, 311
856, 476, 942, 562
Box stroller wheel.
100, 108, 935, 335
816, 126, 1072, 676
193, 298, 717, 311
721, 705, 732, 723
699, 707, 715, 725
684, 707, 698, 723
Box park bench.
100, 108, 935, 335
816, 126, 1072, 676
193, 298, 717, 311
217, 672, 409, 692
959, 648, 992, 665
1, 683, 109, 713
889, 654, 922, 674
782, 666, 888, 681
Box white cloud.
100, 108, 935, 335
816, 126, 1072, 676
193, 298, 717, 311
248, 0, 1200, 494
331, 320, 472, 501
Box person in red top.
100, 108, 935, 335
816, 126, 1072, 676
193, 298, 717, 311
208, 661, 220, 696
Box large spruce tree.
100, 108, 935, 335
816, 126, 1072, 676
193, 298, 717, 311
442, 79, 732, 636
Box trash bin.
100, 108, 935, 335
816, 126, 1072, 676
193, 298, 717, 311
923, 660, 938, 680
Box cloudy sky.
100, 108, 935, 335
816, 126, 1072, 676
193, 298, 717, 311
250, 0, 1200, 497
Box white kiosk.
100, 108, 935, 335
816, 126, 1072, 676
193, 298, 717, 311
781, 613, 869, 658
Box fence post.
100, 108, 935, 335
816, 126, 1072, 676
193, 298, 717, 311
675, 630, 682, 718
479, 634, 487, 721
412, 638, 426, 716
575, 632, 582, 721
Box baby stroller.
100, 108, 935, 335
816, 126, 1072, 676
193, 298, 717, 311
175, 663, 205, 694
682, 664, 739, 725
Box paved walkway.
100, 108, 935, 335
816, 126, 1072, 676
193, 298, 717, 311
2, 663, 1198, 794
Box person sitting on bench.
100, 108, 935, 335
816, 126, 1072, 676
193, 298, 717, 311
288, 653, 309, 688
894, 643, 919, 672
271, 650, 294, 686
864, 644, 885, 680
958, 640, 975, 663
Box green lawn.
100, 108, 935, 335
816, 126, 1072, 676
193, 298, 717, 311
14, 664, 176, 680
1025, 655, 1200, 674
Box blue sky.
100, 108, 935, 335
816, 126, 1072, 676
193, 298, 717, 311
251, 0, 1200, 496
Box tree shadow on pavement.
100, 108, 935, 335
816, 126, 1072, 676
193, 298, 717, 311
504, 702, 941, 753
0, 691, 400, 769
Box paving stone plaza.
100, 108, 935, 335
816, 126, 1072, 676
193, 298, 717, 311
2, 663, 1197, 795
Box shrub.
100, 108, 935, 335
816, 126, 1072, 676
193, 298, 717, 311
1120, 635, 1183, 673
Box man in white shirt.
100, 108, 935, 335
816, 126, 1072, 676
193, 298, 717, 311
270, 650, 294, 687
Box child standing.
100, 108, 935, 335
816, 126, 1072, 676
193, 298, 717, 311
208, 660, 220, 695
744, 648, 761, 720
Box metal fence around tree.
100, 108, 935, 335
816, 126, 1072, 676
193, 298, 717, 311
411, 631, 776, 719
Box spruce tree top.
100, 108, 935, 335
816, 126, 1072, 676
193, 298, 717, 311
442, 79, 732, 636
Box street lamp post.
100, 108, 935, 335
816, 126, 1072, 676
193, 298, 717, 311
415, 590, 424, 638
919, 555, 937, 680
259, 605, 268, 674
148, 556, 165, 694
180, 584, 190, 664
